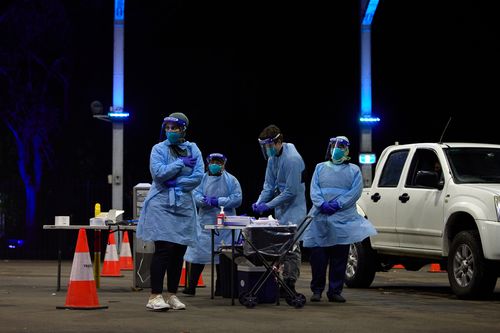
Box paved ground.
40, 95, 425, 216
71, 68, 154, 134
1, 260, 500, 333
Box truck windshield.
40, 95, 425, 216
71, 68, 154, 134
445, 148, 500, 183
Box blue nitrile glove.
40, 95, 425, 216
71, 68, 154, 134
320, 201, 336, 215
254, 203, 270, 214
329, 200, 340, 211
251, 202, 259, 212
180, 156, 197, 168
165, 179, 176, 188
203, 196, 218, 207
208, 196, 219, 207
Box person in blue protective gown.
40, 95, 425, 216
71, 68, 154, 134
302, 136, 377, 303
181, 153, 242, 296
252, 124, 307, 296
137, 112, 204, 311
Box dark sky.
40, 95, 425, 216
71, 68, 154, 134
2, 0, 500, 248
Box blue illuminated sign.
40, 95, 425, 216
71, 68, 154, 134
359, 153, 376, 164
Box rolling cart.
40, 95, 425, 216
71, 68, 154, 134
239, 215, 313, 308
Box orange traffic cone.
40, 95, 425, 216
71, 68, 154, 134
57, 228, 108, 310
101, 232, 123, 277
428, 263, 445, 273
178, 261, 206, 287
179, 261, 187, 287
197, 272, 206, 288
119, 231, 133, 271
393, 264, 405, 269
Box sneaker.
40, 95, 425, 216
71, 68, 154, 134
181, 287, 195, 297
310, 293, 322, 302
146, 294, 170, 311
167, 294, 186, 310
328, 294, 346, 303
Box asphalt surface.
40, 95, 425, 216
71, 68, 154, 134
1, 260, 500, 333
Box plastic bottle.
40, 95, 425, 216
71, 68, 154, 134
216, 206, 225, 226
94, 203, 101, 217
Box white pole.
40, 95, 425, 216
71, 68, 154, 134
112, 0, 125, 209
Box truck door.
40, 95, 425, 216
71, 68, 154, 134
396, 148, 444, 252
364, 149, 410, 248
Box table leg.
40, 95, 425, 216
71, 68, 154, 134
231, 229, 235, 305
210, 229, 215, 299
93, 230, 101, 288
57, 230, 61, 291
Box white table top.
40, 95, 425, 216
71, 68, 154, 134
43, 225, 137, 230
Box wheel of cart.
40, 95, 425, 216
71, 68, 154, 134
239, 291, 258, 308
285, 293, 306, 308
240, 216, 313, 308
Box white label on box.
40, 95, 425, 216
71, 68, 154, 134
54, 216, 70, 226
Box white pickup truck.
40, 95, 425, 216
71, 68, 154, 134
347, 142, 500, 299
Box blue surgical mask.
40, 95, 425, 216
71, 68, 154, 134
208, 163, 222, 175
266, 146, 277, 158
167, 132, 181, 144
332, 148, 345, 160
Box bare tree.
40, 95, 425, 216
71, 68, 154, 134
0, 0, 70, 248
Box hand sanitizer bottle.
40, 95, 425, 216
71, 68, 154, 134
216, 206, 225, 226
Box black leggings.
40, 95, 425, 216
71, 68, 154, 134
150, 241, 187, 294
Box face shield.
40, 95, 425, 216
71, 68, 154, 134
325, 136, 350, 163
160, 116, 188, 143
206, 153, 227, 175
258, 133, 281, 160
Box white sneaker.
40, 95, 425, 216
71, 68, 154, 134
167, 294, 186, 310
146, 294, 170, 311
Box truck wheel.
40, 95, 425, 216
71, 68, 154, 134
448, 230, 497, 299
345, 239, 376, 288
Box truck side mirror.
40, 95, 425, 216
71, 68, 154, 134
415, 170, 442, 189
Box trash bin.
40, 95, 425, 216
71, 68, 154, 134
218, 248, 240, 298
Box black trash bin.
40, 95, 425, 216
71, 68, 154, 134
218, 247, 241, 298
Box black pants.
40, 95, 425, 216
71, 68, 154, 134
309, 244, 350, 296
186, 262, 220, 292
150, 240, 187, 294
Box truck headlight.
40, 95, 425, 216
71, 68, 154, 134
495, 196, 500, 222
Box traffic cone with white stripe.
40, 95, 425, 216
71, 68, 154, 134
119, 231, 133, 271
57, 228, 108, 310
101, 232, 123, 277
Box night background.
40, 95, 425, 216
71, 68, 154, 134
0, 0, 499, 259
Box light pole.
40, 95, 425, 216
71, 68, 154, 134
359, 0, 380, 187
91, 0, 128, 209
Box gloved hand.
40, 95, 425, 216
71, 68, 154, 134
253, 203, 270, 214
203, 196, 219, 207
180, 156, 197, 168
328, 200, 340, 211
165, 179, 176, 188
319, 201, 336, 215
251, 202, 259, 212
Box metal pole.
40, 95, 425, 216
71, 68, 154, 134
360, 26, 373, 187
112, 0, 125, 209
360, 0, 379, 187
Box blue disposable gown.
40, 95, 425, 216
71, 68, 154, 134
302, 161, 377, 247
137, 140, 204, 246
257, 143, 307, 227
184, 171, 242, 264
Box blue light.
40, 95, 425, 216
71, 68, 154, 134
108, 112, 130, 118
362, 0, 380, 26
359, 153, 377, 165
114, 0, 125, 21
7, 239, 24, 249
359, 116, 380, 123
108, 106, 129, 119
